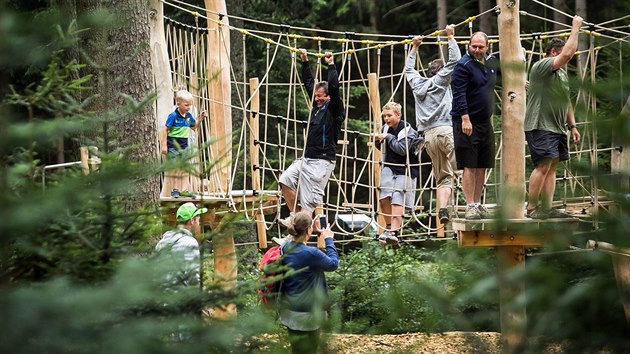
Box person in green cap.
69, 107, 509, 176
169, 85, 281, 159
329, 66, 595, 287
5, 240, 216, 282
156, 202, 207, 286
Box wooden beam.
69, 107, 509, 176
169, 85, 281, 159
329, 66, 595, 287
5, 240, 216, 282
249, 77, 267, 249
205, 0, 232, 194
457, 230, 544, 247
497, 246, 527, 349
586, 240, 630, 322
80, 147, 89, 176
497, 0, 527, 220
368, 73, 384, 234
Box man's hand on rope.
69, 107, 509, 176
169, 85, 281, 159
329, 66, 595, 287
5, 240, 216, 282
374, 132, 387, 143
411, 36, 422, 50
445, 24, 455, 39
299, 48, 308, 62
324, 52, 334, 65
572, 15, 584, 30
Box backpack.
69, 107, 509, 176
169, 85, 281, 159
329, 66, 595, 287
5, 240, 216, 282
258, 245, 284, 308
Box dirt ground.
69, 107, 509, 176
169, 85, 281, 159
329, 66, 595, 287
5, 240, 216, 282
326, 332, 503, 354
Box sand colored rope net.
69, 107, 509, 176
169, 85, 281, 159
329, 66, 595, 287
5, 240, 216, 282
159, 0, 629, 244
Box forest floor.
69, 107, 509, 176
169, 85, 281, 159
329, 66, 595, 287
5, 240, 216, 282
257, 331, 616, 353
327, 332, 504, 354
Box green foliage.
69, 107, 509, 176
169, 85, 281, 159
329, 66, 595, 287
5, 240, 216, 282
327, 241, 499, 334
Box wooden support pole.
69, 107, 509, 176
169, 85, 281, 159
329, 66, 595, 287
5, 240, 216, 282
212, 217, 237, 319
368, 73, 385, 233
496, 0, 527, 349
249, 77, 267, 249
205, 0, 236, 319
497, 0, 526, 220
611, 96, 630, 193
80, 147, 89, 176
587, 240, 630, 322
497, 246, 527, 350
148, 0, 174, 132
205, 0, 232, 194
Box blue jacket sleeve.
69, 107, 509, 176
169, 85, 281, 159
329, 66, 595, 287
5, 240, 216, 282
385, 124, 421, 156
327, 64, 345, 122
310, 238, 338, 271
301, 61, 314, 98
450, 60, 469, 117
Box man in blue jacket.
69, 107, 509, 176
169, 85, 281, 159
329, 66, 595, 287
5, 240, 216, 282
450, 31, 498, 220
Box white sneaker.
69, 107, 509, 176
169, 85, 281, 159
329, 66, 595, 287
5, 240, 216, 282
278, 212, 295, 228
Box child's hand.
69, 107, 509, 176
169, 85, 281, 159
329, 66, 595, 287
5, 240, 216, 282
199, 110, 207, 119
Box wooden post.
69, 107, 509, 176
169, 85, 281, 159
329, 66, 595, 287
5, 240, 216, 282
212, 216, 237, 319
587, 240, 630, 322
205, 0, 232, 194
149, 0, 176, 198
611, 96, 630, 193
80, 147, 89, 176
249, 77, 267, 249
368, 73, 385, 233
148, 0, 174, 131
205, 0, 236, 319
497, 0, 527, 349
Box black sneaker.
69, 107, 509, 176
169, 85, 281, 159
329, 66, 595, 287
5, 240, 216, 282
438, 208, 450, 224
171, 188, 180, 198
547, 208, 570, 218
526, 207, 548, 219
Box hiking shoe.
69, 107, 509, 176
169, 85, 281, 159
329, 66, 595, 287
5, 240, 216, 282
377, 231, 390, 244
547, 208, 571, 218
171, 188, 180, 198
377, 231, 400, 248
278, 212, 295, 228
477, 204, 489, 219
465, 205, 481, 220
438, 208, 450, 224
526, 207, 548, 220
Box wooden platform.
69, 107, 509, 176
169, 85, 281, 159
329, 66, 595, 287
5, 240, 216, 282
160, 190, 280, 224
452, 217, 580, 247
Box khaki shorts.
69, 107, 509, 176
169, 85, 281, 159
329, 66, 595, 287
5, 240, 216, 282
379, 167, 417, 208
424, 125, 456, 189
279, 158, 335, 212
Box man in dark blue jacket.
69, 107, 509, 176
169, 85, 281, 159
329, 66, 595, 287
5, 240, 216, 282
279, 50, 345, 226
450, 32, 498, 220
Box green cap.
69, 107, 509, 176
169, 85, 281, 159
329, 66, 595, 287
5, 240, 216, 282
176, 202, 208, 222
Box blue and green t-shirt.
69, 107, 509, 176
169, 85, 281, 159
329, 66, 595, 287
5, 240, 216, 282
165, 109, 196, 151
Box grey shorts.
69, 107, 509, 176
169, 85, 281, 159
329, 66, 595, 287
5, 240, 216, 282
279, 158, 335, 212
379, 167, 417, 208
424, 125, 457, 189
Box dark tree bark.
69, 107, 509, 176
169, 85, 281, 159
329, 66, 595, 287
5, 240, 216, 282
479, 0, 494, 35
77, 0, 160, 211
575, 0, 588, 75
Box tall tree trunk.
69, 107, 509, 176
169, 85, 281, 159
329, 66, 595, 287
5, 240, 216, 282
77, 0, 160, 211
575, 0, 588, 75
437, 0, 448, 58
479, 0, 494, 35
552, 0, 566, 31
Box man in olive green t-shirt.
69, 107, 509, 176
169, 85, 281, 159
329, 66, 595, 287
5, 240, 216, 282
524, 15, 583, 219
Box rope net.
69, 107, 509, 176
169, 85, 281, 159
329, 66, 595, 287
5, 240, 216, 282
160, 0, 628, 242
